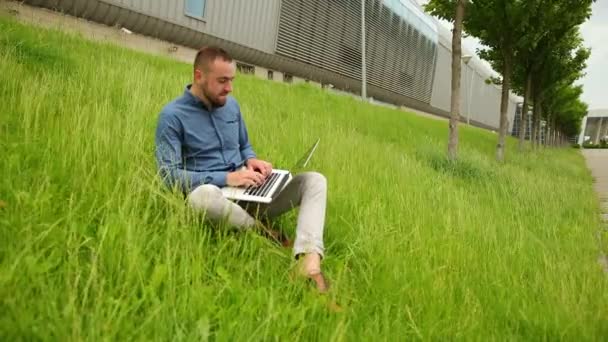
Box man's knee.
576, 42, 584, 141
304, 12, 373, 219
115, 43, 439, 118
187, 184, 224, 211
302, 172, 327, 192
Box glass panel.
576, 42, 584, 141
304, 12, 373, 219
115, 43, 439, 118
382, 0, 437, 43
185, 0, 206, 18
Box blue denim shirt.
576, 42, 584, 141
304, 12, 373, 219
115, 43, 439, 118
155, 85, 256, 194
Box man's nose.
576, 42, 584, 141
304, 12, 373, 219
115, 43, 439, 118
224, 82, 233, 93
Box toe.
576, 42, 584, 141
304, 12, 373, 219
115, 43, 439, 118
309, 272, 330, 293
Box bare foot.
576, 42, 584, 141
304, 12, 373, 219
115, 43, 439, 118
307, 271, 330, 293
298, 253, 329, 293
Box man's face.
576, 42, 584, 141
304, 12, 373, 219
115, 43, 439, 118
195, 59, 235, 107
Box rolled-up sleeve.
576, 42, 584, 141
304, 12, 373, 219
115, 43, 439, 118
155, 111, 228, 193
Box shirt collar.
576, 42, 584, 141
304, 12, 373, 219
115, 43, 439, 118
184, 84, 212, 111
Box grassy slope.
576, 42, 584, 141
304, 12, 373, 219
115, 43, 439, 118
1, 16, 607, 340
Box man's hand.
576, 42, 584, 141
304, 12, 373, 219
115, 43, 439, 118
226, 169, 266, 188
246, 158, 273, 177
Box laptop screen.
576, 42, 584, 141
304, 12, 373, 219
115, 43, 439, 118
292, 138, 320, 170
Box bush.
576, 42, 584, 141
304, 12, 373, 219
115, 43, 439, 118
582, 142, 608, 149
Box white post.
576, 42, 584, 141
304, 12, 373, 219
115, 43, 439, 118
578, 115, 587, 145
596, 117, 604, 144
462, 55, 473, 125
361, 0, 367, 100
467, 67, 474, 125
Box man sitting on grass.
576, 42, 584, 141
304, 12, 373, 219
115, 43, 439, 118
154, 46, 329, 293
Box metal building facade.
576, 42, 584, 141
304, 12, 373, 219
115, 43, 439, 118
276, 0, 437, 104
579, 109, 608, 145
23, 0, 520, 131
96, 0, 282, 53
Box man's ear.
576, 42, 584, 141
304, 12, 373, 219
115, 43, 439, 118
194, 68, 204, 81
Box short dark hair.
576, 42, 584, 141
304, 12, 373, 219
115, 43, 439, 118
194, 46, 232, 72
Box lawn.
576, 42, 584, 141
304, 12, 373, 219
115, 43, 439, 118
1, 16, 607, 340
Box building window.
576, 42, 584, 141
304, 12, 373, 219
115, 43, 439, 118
284, 73, 293, 83
236, 62, 254, 75
185, 0, 206, 19
267, 70, 274, 80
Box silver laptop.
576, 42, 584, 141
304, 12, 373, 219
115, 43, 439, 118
221, 138, 320, 203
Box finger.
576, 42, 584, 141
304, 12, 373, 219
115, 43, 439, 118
253, 172, 265, 185
240, 181, 254, 188
258, 166, 268, 178
245, 172, 263, 186
241, 174, 256, 186
258, 163, 267, 176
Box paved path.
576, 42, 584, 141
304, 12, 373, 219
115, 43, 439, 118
582, 150, 608, 213
581, 149, 608, 273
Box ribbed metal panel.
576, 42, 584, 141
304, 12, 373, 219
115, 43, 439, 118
276, 0, 437, 104
98, 0, 281, 54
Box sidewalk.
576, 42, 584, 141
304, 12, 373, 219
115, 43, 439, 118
582, 149, 608, 214
581, 149, 608, 273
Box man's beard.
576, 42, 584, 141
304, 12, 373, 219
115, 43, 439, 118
202, 83, 227, 108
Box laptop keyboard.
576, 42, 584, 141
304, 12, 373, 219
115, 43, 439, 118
244, 172, 281, 197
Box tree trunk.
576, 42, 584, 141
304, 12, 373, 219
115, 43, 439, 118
537, 111, 543, 146
547, 118, 551, 147
518, 71, 532, 150
448, 0, 466, 161
531, 92, 542, 148
496, 52, 512, 162
552, 117, 557, 146
548, 119, 553, 146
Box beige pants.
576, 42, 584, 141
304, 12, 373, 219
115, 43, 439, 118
187, 172, 327, 258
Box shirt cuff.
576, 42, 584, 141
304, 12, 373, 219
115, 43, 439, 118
204, 171, 228, 187
241, 149, 256, 162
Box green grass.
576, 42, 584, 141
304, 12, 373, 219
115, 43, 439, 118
1, 16, 607, 340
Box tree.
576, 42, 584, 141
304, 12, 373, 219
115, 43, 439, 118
426, 0, 594, 157
541, 85, 587, 146
529, 28, 590, 147
550, 86, 587, 143
428, 0, 534, 162
426, 0, 467, 161
510, 0, 548, 150
479, 0, 593, 148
